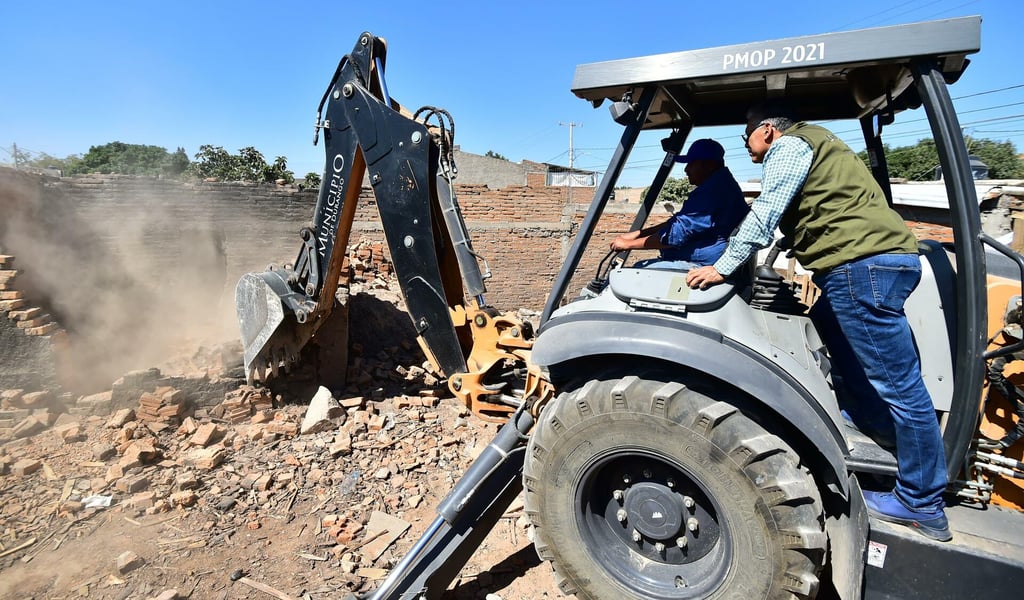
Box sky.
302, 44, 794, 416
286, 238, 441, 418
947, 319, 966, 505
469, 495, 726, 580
1, 0, 1020, 188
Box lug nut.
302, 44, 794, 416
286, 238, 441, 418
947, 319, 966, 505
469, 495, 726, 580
654, 542, 666, 553
643, 469, 652, 478
613, 489, 624, 502
666, 478, 675, 488
676, 536, 688, 548
687, 517, 699, 533
616, 509, 628, 523
632, 529, 642, 542
683, 496, 695, 510
622, 474, 631, 484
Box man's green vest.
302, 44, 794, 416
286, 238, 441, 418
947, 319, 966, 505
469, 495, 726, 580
778, 122, 918, 273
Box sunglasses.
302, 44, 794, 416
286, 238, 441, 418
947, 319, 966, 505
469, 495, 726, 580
741, 121, 769, 144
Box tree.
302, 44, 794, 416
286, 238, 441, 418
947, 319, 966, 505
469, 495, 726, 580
236, 146, 267, 182
65, 141, 186, 177
263, 156, 295, 184
858, 136, 1024, 181
642, 176, 695, 209
19, 151, 71, 171
189, 145, 240, 181
484, 150, 509, 161
303, 172, 322, 189
14, 141, 299, 183
189, 146, 294, 183
165, 148, 190, 177
967, 138, 1024, 179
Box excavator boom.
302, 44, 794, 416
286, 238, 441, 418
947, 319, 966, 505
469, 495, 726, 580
238, 33, 470, 383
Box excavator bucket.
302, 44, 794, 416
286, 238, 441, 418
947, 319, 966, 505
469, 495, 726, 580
236, 271, 286, 380
235, 268, 318, 381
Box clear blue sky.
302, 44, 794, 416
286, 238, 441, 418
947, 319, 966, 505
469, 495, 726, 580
1, 0, 1018, 188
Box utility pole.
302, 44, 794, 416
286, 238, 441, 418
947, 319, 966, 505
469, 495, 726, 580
559, 121, 580, 203
12, 143, 18, 169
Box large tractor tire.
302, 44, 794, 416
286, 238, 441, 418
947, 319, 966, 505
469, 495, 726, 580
523, 375, 827, 600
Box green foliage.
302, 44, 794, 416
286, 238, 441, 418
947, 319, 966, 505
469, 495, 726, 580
66, 141, 186, 177
13, 141, 296, 183
967, 138, 1024, 179
18, 150, 76, 172
303, 172, 322, 189
188, 145, 240, 181
236, 146, 267, 182
264, 156, 295, 185
859, 136, 1024, 181
484, 150, 509, 161
188, 145, 294, 183
166, 147, 190, 177
642, 176, 695, 206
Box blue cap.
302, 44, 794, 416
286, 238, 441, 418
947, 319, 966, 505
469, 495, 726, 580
674, 138, 725, 163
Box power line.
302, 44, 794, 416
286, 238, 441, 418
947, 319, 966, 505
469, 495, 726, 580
831, 0, 921, 31
954, 84, 1024, 100
928, 0, 984, 19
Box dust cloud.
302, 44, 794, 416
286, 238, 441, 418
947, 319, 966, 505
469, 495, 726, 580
0, 170, 239, 393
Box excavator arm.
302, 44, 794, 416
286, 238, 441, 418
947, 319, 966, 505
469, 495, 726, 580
235, 32, 531, 419
236, 33, 557, 599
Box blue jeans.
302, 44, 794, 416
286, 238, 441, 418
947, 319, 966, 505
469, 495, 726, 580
809, 253, 948, 512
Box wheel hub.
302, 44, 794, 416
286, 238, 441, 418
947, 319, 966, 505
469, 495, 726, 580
624, 482, 685, 539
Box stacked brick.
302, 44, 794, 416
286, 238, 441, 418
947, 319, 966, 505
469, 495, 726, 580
340, 241, 393, 286
0, 255, 59, 337
134, 386, 190, 430
218, 385, 275, 424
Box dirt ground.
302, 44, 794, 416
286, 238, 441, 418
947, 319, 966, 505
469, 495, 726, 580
0, 388, 563, 600
0, 287, 564, 600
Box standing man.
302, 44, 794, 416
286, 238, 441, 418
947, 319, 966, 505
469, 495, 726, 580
685, 103, 951, 542
610, 139, 748, 268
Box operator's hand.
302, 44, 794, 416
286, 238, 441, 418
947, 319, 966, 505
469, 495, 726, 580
686, 265, 725, 289
610, 231, 638, 252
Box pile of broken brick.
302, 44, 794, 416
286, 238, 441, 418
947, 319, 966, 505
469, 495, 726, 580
0, 337, 518, 598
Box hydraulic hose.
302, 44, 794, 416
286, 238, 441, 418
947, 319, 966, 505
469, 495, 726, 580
984, 353, 1024, 449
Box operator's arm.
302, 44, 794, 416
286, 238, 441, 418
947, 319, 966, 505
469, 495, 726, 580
686, 137, 812, 288
658, 182, 717, 248
610, 220, 670, 251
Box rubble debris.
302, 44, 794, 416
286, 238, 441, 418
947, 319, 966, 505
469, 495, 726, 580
218, 385, 275, 423
236, 576, 296, 600
0, 276, 553, 599
361, 511, 411, 561
300, 386, 345, 434
12, 457, 41, 476
115, 549, 144, 574
0, 536, 36, 559
136, 387, 189, 424
185, 446, 226, 470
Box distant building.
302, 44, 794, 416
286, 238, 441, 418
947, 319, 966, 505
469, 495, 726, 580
451, 148, 596, 192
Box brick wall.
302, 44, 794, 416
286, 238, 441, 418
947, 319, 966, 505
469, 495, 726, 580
0, 164, 661, 396
0, 168, 649, 320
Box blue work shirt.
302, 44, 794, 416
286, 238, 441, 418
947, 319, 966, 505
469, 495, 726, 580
659, 166, 749, 266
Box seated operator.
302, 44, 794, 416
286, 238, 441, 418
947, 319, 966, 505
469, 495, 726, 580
609, 138, 749, 269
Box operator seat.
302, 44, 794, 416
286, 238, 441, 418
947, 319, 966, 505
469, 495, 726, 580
607, 258, 755, 313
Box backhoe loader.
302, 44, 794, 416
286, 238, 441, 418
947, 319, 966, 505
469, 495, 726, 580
235, 16, 1024, 599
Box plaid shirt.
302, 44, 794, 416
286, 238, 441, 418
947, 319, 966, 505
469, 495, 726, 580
713, 135, 814, 276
